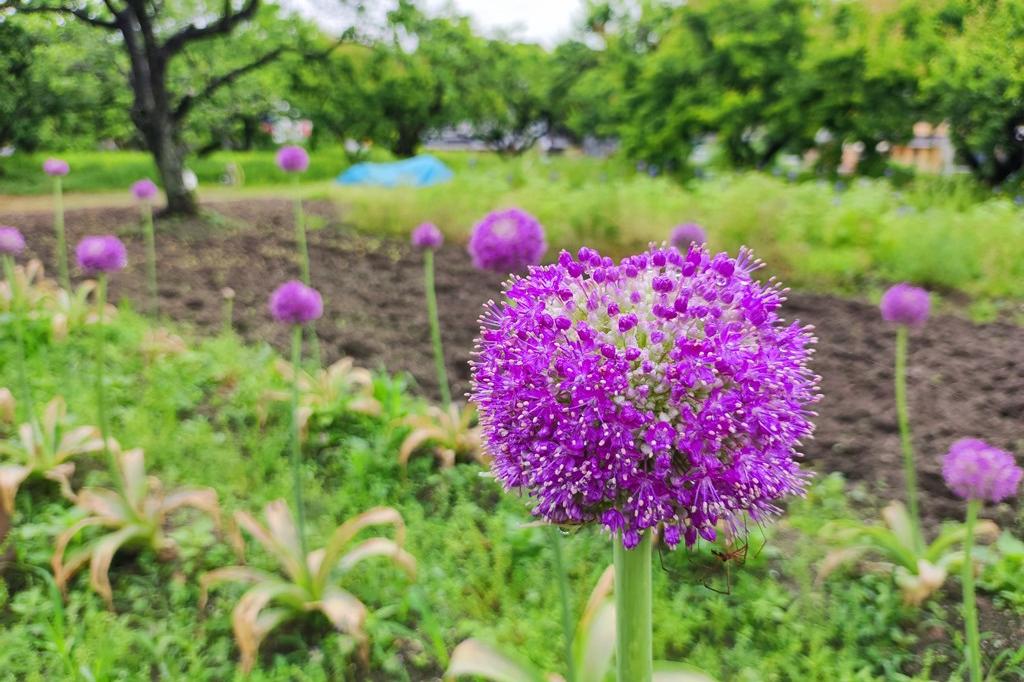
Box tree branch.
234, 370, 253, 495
3, 2, 119, 30
161, 0, 261, 57
173, 46, 283, 120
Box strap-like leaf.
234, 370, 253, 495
52, 517, 110, 593
882, 502, 916, 549
199, 566, 283, 608
0, 464, 32, 514
317, 584, 368, 634
337, 537, 417, 579
445, 639, 548, 682
574, 565, 616, 682
318, 507, 406, 586
118, 449, 149, 511
234, 503, 306, 585
88, 524, 148, 608
232, 581, 306, 673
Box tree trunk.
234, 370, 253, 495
149, 123, 197, 215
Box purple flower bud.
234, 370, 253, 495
942, 438, 1021, 503
43, 158, 69, 177
75, 236, 127, 274
670, 223, 706, 249
269, 280, 323, 324
0, 227, 26, 256
276, 146, 310, 173
468, 208, 547, 272
131, 178, 159, 201
411, 222, 444, 250
880, 283, 930, 327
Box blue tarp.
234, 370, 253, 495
336, 154, 453, 187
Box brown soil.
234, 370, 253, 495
2, 199, 1021, 534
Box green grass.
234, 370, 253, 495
0, 291, 1020, 680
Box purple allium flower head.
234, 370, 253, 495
468, 208, 546, 272
75, 236, 127, 274
880, 283, 930, 327
43, 158, 69, 177
269, 280, 323, 324
0, 226, 26, 256
942, 438, 1022, 503
276, 146, 310, 173
670, 223, 707, 249
131, 178, 159, 201
411, 222, 444, 250
471, 243, 820, 549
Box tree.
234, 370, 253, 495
921, 0, 1024, 185
1, 1, 306, 214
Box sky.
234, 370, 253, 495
289, 0, 585, 46
422, 0, 584, 44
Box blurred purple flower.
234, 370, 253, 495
669, 223, 706, 249
276, 146, 310, 173
269, 280, 323, 324
880, 283, 930, 327
467, 208, 546, 272
0, 226, 26, 256
411, 222, 444, 250
43, 158, 70, 177
131, 178, 159, 201
75, 236, 127, 274
471, 244, 820, 549
943, 438, 1022, 503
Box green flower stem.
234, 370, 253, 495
894, 325, 924, 552
292, 180, 320, 368
614, 531, 652, 682
289, 325, 309, 559
962, 498, 983, 682
549, 527, 578, 682
3, 255, 35, 427
53, 177, 69, 291
141, 203, 158, 316
93, 275, 118, 485
423, 249, 452, 408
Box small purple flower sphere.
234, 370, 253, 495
276, 146, 310, 173
43, 158, 70, 177
269, 280, 323, 324
468, 208, 546, 272
131, 178, 159, 201
0, 227, 26, 256
411, 222, 444, 250
472, 244, 820, 549
943, 439, 1022, 503
75, 236, 127, 274
670, 223, 706, 249
880, 283, 930, 327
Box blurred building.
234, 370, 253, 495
889, 122, 956, 174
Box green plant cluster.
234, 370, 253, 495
0, 285, 1021, 680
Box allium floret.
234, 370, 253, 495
269, 280, 323, 324
942, 438, 1021, 503
468, 208, 546, 272
131, 178, 159, 201
0, 227, 26, 256
276, 146, 310, 173
880, 283, 930, 327
471, 244, 820, 549
669, 223, 706, 249
75, 236, 127, 273
411, 222, 444, 250
43, 158, 70, 177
